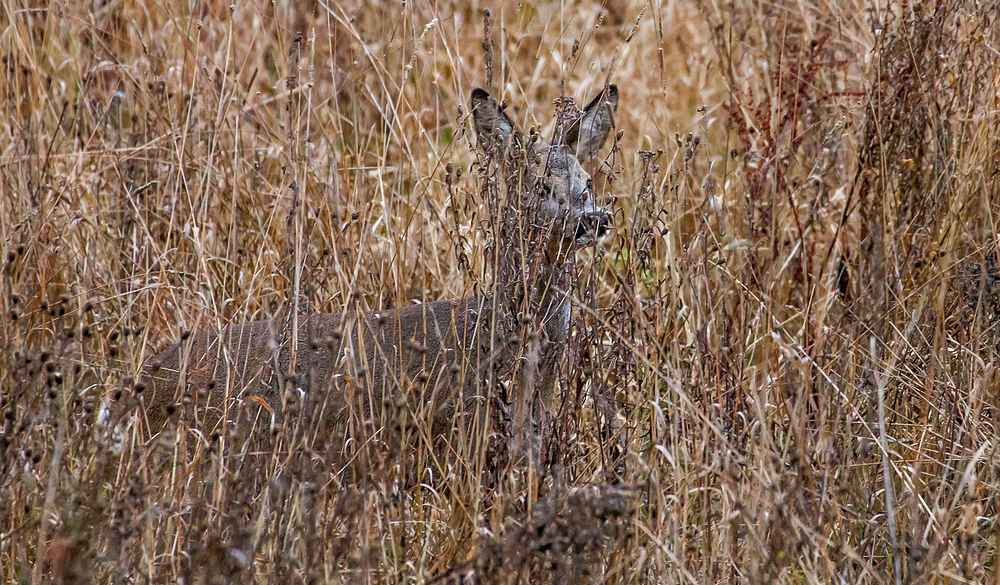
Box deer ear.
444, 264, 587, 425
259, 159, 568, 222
563, 85, 618, 162
470, 88, 519, 145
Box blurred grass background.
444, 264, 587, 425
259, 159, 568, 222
2, 0, 999, 582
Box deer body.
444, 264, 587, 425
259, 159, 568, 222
141, 299, 489, 440
138, 85, 617, 450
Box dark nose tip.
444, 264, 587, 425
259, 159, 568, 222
576, 210, 611, 241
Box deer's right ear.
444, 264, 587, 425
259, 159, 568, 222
470, 88, 517, 145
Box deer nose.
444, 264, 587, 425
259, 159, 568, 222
575, 208, 611, 242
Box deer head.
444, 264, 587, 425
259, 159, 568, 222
470, 85, 617, 259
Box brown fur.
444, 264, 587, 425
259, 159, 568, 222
139, 299, 489, 444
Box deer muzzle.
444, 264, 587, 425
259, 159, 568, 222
575, 208, 611, 245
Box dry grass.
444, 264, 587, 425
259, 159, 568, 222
2, 0, 999, 582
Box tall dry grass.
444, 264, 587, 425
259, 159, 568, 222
2, 0, 999, 582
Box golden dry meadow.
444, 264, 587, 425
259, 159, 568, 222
2, 0, 999, 582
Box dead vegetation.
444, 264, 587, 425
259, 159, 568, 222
2, 0, 999, 582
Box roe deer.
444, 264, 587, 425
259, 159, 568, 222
137, 85, 617, 457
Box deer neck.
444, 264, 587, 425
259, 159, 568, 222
535, 252, 573, 344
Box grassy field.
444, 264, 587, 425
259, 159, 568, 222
2, 0, 1000, 582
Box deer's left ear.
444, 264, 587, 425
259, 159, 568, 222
563, 85, 618, 162
470, 88, 520, 146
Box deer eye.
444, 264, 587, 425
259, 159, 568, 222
543, 184, 552, 195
